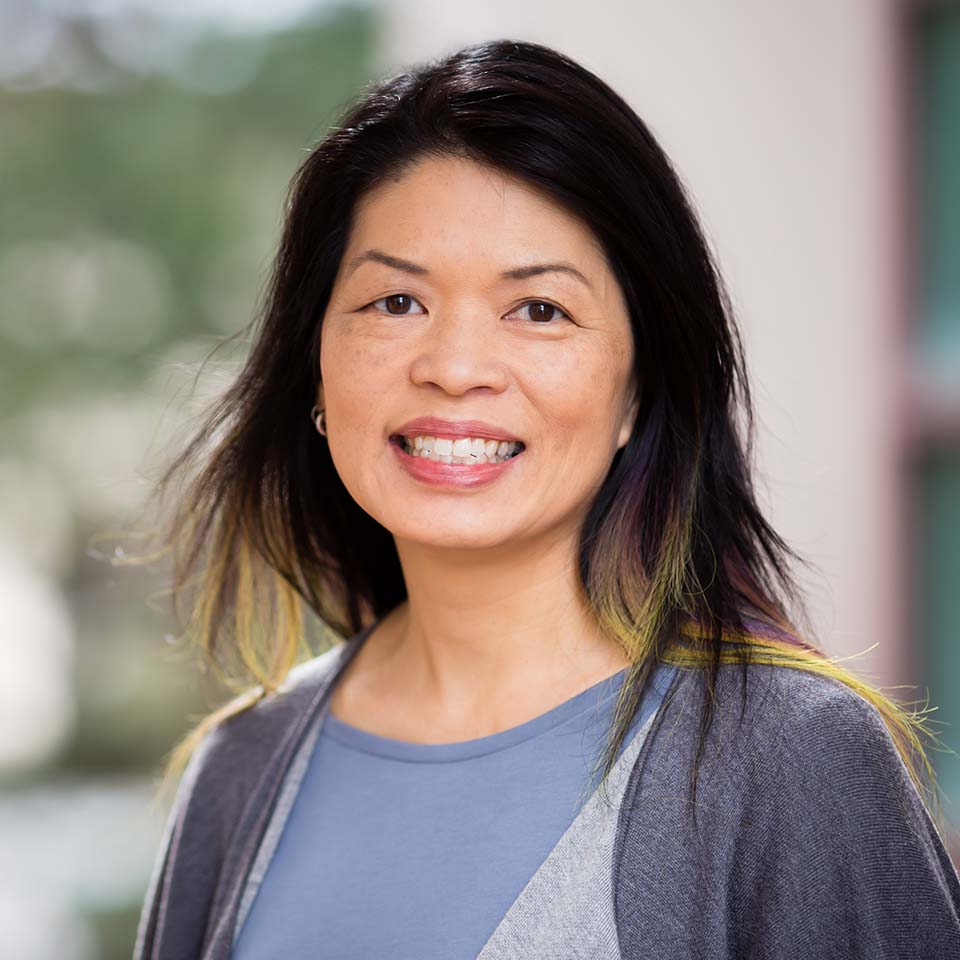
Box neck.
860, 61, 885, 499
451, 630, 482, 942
362, 532, 631, 722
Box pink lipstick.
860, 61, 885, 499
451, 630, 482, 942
388, 420, 526, 490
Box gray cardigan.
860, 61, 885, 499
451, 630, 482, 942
134, 623, 960, 959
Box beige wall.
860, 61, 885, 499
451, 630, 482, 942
372, 0, 908, 685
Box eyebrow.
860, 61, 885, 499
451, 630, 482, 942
342, 248, 594, 291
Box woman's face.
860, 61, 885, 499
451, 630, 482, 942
319, 154, 638, 550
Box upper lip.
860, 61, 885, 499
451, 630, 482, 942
392, 417, 525, 444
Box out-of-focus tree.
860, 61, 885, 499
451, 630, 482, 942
0, 3, 376, 957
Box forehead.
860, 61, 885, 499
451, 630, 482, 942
345, 155, 610, 276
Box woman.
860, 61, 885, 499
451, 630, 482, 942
130, 39, 960, 959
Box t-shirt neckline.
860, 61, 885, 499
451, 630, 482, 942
321, 666, 632, 763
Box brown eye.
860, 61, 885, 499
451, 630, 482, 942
516, 300, 571, 324
368, 294, 426, 315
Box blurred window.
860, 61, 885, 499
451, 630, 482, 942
912, 3, 960, 823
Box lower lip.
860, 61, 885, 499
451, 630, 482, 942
389, 436, 524, 489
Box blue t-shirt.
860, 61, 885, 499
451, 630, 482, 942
231, 661, 677, 959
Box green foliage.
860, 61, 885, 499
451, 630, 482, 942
0, 3, 377, 413
0, 3, 376, 779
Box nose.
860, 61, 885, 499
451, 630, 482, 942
407, 306, 510, 396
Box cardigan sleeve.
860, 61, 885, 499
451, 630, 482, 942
730, 684, 960, 959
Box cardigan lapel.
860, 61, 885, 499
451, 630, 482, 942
199, 622, 376, 960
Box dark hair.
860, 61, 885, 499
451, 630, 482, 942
123, 38, 941, 819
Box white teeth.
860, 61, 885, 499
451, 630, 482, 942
400, 434, 523, 464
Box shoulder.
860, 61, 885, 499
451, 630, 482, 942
738, 661, 910, 782
615, 660, 960, 958
718, 660, 919, 809
620, 659, 892, 833
153, 640, 352, 840
618, 657, 936, 877
644, 658, 900, 776
190, 640, 350, 785
154, 640, 352, 866
132, 641, 354, 959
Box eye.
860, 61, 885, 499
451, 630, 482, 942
362, 294, 571, 324
365, 293, 427, 315
511, 299, 571, 324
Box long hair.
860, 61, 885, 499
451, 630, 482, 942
117, 38, 945, 823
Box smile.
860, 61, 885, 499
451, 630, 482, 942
397, 434, 524, 464
389, 435, 526, 489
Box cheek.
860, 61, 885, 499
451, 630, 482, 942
321, 326, 395, 416
320, 345, 394, 489
530, 348, 626, 439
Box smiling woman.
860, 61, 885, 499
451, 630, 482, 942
316, 153, 637, 531
129, 38, 960, 960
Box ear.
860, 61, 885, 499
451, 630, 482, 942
616, 381, 640, 450
315, 381, 325, 409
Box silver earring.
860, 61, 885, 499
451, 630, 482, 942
310, 404, 327, 437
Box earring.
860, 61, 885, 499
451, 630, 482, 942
310, 404, 327, 437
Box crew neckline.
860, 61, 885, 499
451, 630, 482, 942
321, 666, 632, 763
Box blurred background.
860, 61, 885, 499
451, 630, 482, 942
0, 0, 957, 956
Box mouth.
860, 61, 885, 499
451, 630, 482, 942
389, 434, 526, 464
